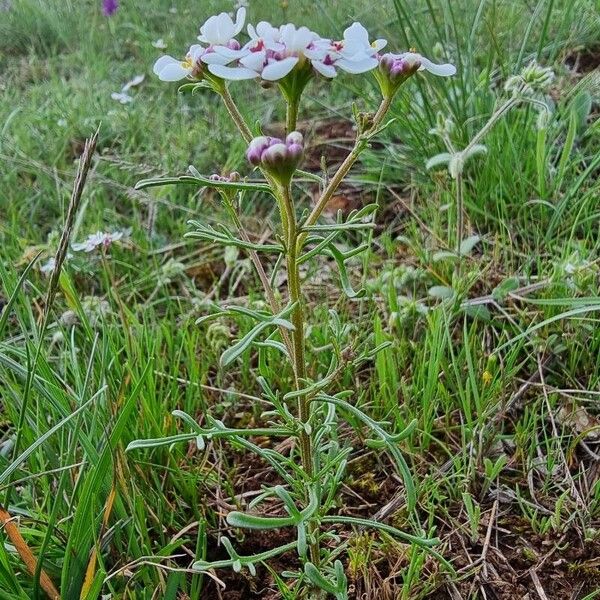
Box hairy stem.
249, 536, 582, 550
298, 95, 392, 252
223, 198, 294, 358
280, 183, 320, 566
286, 98, 299, 134
219, 85, 253, 143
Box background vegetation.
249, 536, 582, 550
1, 0, 599, 598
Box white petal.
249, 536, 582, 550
215, 12, 235, 44
240, 50, 266, 71
261, 56, 299, 81
198, 15, 218, 43
201, 51, 234, 65
312, 60, 337, 78
153, 55, 177, 75
189, 44, 205, 62
208, 64, 259, 81
256, 21, 280, 41
247, 23, 258, 39
419, 56, 456, 76
372, 38, 387, 51
153, 56, 190, 81
336, 56, 378, 74
304, 47, 329, 60
233, 7, 246, 36
159, 61, 191, 81
211, 45, 248, 60
343, 22, 370, 46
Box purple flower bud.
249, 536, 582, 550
286, 131, 303, 147
261, 143, 288, 168
248, 136, 271, 152
229, 171, 241, 182
379, 53, 395, 72
227, 39, 241, 51
286, 143, 303, 162
246, 147, 264, 166
102, 0, 119, 17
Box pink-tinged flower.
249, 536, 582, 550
102, 0, 118, 17
246, 132, 304, 182
213, 22, 321, 82
375, 50, 456, 97
153, 43, 252, 82
307, 23, 387, 78
198, 7, 246, 46
153, 44, 206, 82
379, 51, 456, 79
72, 230, 128, 253
154, 9, 257, 82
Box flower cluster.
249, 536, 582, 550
153, 8, 455, 88
504, 61, 555, 97
72, 230, 129, 253
246, 132, 304, 182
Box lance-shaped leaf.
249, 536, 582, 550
193, 537, 297, 574
227, 484, 319, 530
300, 203, 379, 234
319, 515, 453, 572
221, 318, 294, 368
314, 393, 417, 511
323, 244, 369, 299
220, 303, 297, 368
304, 560, 348, 599
186, 221, 283, 253
135, 167, 273, 194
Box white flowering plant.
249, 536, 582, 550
129, 8, 455, 599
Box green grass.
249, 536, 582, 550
1, 0, 600, 598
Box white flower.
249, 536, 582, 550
153, 44, 206, 81
72, 230, 129, 253
307, 23, 387, 78
379, 51, 456, 81
212, 20, 386, 82
214, 22, 320, 82
122, 74, 145, 91
154, 11, 257, 83
111, 92, 133, 104
198, 7, 246, 46
40, 257, 57, 275
152, 38, 167, 49
111, 74, 144, 104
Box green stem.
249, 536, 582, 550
280, 183, 320, 566
455, 171, 464, 260
286, 97, 299, 134
222, 197, 294, 359
297, 95, 393, 253
219, 84, 253, 143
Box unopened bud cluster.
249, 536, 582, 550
379, 53, 421, 82
209, 171, 241, 183
246, 132, 304, 183
504, 61, 555, 97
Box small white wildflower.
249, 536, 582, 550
111, 92, 133, 104
72, 230, 129, 253
152, 38, 167, 50
40, 257, 57, 275
40, 253, 73, 275
122, 74, 145, 91
111, 74, 144, 104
